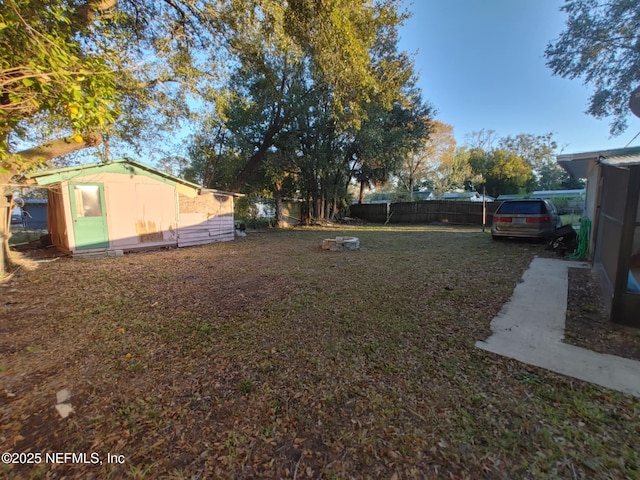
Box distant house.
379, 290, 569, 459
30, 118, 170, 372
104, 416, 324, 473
253, 198, 276, 218
412, 190, 435, 201
442, 191, 494, 202
25, 159, 241, 255
11, 197, 48, 229
245, 197, 302, 227
363, 192, 395, 204
22, 198, 49, 229
557, 146, 640, 326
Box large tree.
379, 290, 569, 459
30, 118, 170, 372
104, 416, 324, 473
183, 0, 430, 222
2, 0, 412, 175
498, 133, 578, 190
545, 0, 640, 135
294, 87, 346, 221
469, 148, 534, 197
0, 0, 121, 175
397, 120, 459, 198
1, 0, 123, 275
432, 147, 480, 195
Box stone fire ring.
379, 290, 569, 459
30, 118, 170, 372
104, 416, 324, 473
321, 236, 360, 251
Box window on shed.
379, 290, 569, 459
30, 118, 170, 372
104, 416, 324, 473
73, 185, 102, 217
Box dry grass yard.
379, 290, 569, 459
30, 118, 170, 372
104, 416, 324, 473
1, 225, 639, 479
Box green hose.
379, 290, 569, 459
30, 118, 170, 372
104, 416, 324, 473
567, 217, 591, 260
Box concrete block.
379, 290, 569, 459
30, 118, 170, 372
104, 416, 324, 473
322, 236, 359, 251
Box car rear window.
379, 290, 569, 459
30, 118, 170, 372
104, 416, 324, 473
497, 201, 547, 215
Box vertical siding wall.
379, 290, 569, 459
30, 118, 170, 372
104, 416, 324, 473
594, 164, 627, 312
177, 193, 235, 246
349, 201, 500, 225
46, 187, 70, 252
102, 174, 179, 250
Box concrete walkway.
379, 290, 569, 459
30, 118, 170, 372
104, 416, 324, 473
476, 257, 640, 398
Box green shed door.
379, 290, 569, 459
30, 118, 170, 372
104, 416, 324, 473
69, 183, 109, 250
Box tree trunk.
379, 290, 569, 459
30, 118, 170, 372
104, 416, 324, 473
409, 174, 414, 202
0, 194, 11, 280
319, 192, 326, 220
0, 132, 102, 278
358, 178, 366, 204
231, 118, 283, 192
331, 167, 343, 219
301, 199, 310, 226
331, 193, 338, 220
273, 180, 284, 227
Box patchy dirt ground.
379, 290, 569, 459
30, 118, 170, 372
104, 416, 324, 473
1, 227, 639, 479
564, 267, 640, 361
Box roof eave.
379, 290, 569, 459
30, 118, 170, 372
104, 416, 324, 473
201, 188, 244, 197
556, 146, 640, 179
25, 158, 202, 190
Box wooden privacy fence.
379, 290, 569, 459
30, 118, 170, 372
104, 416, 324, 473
349, 201, 500, 225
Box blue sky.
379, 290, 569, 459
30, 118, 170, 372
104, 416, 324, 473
398, 0, 640, 154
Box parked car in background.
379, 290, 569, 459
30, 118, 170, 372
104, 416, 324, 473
10, 210, 22, 224
491, 199, 561, 240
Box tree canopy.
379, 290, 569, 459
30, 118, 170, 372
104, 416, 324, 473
1, 0, 409, 176
0, 0, 121, 174
467, 147, 532, 197
396, 121, 465, 198
461, 131, 582, 195
545, 0, 640, 135
181, 0, 432, 222
498, 133, 572, 190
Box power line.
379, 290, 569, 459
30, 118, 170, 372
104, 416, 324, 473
624, 130, 640, 148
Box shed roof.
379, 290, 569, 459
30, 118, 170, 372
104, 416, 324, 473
557, 146, 640, 178
442, 191, 475, 199
201, 188, 244, 198
442, 191, 494, 201
26, 158, 203, 189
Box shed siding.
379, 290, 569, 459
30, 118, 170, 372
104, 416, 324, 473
69, 171, 179, 252
585, 166, 600, 260
46, 186, 70, 253
60, 181, 77, 252
177, 193, 235, 247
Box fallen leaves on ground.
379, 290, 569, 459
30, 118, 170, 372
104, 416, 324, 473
565, 267, 640, 361
1, 226, 639, 479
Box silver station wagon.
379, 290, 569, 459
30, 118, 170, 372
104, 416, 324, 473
491, 199, 561, 240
